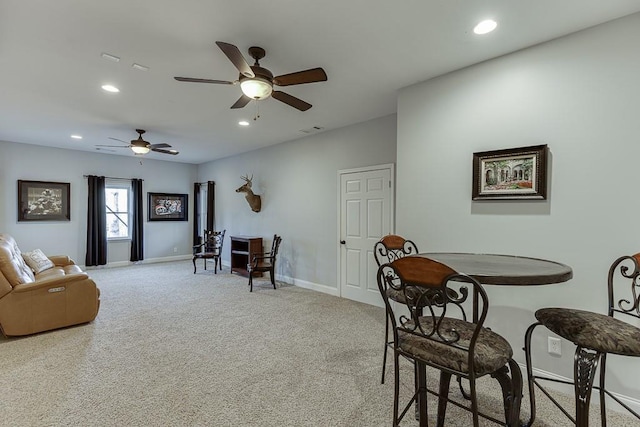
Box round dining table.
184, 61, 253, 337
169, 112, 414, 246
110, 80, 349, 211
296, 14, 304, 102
417, 252, 573, 323
417, 252, 573, 286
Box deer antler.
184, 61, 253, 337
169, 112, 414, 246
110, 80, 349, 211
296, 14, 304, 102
240, 174, 253, 186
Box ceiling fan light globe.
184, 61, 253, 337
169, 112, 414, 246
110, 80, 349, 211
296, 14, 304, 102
240, 78, 273, 100
131, 146, 150, 154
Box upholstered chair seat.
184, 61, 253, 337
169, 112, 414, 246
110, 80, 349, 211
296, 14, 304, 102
399, 317, 513, 376
536, 307, 640, 356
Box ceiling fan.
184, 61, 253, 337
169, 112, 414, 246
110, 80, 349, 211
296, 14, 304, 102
95, 129, 179, 156
174, 41, 327, 111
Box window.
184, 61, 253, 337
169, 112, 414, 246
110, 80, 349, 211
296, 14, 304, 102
105, 183, 131, 240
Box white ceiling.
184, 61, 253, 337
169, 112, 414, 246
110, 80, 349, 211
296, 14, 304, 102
2, 1, 640, 165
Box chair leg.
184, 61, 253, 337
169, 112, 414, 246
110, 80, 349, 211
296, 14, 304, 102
469, 377, 480, 427
574, 346, 601, 427
192, 257, 197, 274
522, 322, 541, 427
393, 350, 401, 427
204, 259, 207, 271
416, 361, 428, 427
436, 371, 452, 427
249, 273, 253, 292
381, 313, 390, 384
270, 268, 276, 289
599, 354, 608, 427
214, 256, 218, 274
218, 257, 222, 272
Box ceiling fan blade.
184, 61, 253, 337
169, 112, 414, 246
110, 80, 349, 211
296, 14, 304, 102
95, 144, 129, 148
151, 148, 179, 155
215, 41, 255, 78
149, 143, 171, 149
174, 77, 235, 85
230, 94, 252, 109
108, 137, 129, 144
272, 91, 312, 111
273, 68, 327, 86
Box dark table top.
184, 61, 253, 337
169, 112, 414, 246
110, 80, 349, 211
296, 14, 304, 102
417, 252, 573, 286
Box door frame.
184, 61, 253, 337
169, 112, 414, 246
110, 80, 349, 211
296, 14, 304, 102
336, 163, 395, 302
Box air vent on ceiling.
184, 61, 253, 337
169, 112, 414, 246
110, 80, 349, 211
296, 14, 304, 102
299, 126, 325, 134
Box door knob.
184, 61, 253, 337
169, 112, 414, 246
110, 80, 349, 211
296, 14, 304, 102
340, 240, 346, 244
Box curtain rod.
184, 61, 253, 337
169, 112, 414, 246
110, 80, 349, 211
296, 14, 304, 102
83, 175, 144, 181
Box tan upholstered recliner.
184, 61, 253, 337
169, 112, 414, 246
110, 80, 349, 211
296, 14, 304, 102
0, 233, 100, 337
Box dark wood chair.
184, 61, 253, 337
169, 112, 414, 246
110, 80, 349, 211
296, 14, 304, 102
247, 234, 282, 292
374, 234, 420, 384
523, 253, 640, 427
378, 256, 522, 427
192, 229, 225, 274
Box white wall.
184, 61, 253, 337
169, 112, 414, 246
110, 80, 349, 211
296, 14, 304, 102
397, 13, 640, 401
0, 141, 197, 265
197, 114, 397, 289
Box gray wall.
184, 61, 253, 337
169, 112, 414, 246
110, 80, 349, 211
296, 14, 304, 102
397, 13, 640, 403
197, 114, 397, 290
0, 141, 197, 265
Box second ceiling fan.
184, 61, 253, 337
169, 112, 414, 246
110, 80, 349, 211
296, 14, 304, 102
174, 41, 327, 111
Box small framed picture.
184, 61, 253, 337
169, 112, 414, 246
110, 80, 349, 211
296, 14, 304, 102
148, 192, 188, 221
472, 144, 548, 201
18, 180, 71, 221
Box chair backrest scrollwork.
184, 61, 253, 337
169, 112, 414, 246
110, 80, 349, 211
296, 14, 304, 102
374, 234, 419, 267
608, 253, 640, 319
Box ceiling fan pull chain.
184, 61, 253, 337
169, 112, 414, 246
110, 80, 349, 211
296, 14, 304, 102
254, 100, 260, 121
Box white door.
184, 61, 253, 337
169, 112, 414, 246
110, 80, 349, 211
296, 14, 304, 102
339, 164, 393, 306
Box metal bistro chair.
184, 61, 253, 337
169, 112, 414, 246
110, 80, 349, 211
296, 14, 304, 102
374, 234, 420, 384
523, 253, 640, 427
192, 229, 225, 274
378, 256, 522, 427
247, 234, 282, 292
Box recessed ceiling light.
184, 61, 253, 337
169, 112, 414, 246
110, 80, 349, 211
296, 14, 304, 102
474, 19, 497, 35
101, 52, 120, 62
70, 134, 83, 139
238, 120, 250, 126
101, 84, 120, 93
132, 63, 149, 71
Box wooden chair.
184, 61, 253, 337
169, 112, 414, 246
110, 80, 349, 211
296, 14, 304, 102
247, 234, 282, 292
377, 256, 522, 427
373, 234, 420, 384
523, 253, 640, 427
192, 229, 225, 274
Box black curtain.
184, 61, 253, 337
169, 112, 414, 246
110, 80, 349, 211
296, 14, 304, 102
193, 182, 201, 246
206, 181, 215, 231
85, 175, 107, 266
130, 178, 144, 262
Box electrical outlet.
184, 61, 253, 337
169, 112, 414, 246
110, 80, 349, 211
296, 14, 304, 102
548, 336, 562, 356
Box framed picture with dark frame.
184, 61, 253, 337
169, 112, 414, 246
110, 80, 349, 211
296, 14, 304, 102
18, 180, 71, 221
472, 144, 548, 201
148, 192, 188, 221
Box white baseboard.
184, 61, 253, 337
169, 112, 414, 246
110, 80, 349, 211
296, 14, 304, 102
84, 254, 192, 270
521, 364, 640, 416
278, 274, 339, 297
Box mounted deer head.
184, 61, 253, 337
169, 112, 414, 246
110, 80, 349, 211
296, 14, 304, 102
235, 174, 262, 213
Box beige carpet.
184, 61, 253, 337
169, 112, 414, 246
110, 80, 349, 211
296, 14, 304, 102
0, 261, 637, 426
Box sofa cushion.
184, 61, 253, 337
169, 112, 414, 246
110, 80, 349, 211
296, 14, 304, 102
0, 233, 35, 286
22, 249, 55, 274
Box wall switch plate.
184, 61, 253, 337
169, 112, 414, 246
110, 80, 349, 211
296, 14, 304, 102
548, 336, 562, 356
173, 247, 178, 253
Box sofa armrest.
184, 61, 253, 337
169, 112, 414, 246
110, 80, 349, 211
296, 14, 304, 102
12, 272, 91, 293
47, 255, 75, 267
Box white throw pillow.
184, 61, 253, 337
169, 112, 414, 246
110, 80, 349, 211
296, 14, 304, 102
22, 249, 54, 274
